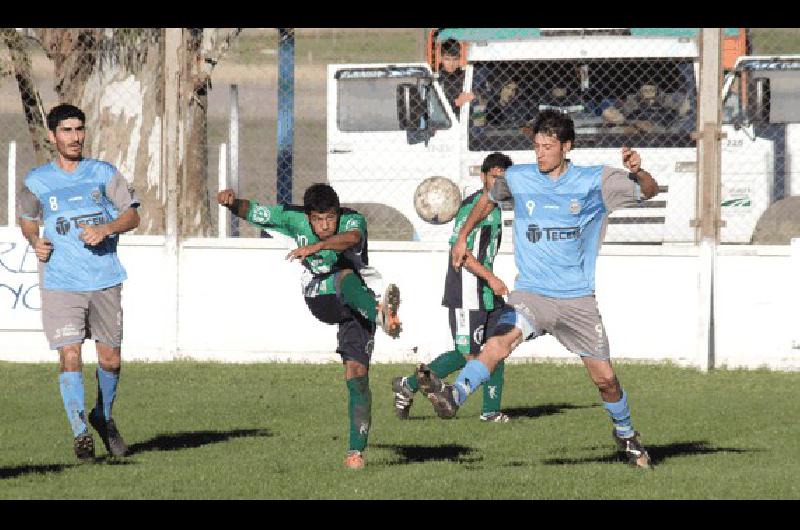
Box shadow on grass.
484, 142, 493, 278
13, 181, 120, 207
0, 429, 271, 480
543, 440, 760, 466
372, 443, 482, 466
503, 402, 599, 420
128, 428, 273, 455
1, 463, 76, 480
0, 458, 135, 480
393, 403, 596, 422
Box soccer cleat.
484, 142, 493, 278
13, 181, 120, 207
415, 364, 459, 419
377, 284, 402, 339
479, 411, 510, 423
73, 432, 95, 463
89, 408, 129, 457
344, 450, 365, 469
391, 376, 415, 420
613, 430, 652, 469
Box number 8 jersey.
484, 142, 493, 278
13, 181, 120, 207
17, 159, 140, 291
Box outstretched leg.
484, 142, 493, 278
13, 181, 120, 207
417, 327, 521, 419
337, 270, 401, 338
392, 350, 466, 419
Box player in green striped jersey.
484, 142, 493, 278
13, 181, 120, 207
218, 183, 401, 469
392, 153, 513, 422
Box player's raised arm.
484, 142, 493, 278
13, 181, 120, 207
286, 229, 362, 262
316, 228, 361, 252
217, 189, 250, 219
621, 146, 659, 199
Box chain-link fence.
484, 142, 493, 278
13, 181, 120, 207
724, 29, 800, 244
207, 28, 428, 238
3, 28, 800, 243
1, 28, 167, 233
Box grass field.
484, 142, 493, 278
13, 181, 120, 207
1, 361, 797, 499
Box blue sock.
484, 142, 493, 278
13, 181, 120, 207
96, 367, 119, 421
59, 372, 87, 437
603, 390, 635, 439
453, 360, 491, 406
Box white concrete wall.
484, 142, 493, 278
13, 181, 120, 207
1, 227, 797, 370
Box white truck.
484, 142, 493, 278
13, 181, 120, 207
327, 28, 800, 243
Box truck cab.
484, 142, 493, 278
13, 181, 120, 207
719, 55, 800, 241
327, 28, 797, 244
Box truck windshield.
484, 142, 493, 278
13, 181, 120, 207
468, 59, 697, 151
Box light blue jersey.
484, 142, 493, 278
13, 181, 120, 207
491, 161, 640, 298
19, 159, 140, 291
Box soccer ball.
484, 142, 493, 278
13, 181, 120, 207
413, 176, 462, 224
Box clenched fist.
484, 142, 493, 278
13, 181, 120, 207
33, 237, 53, 262
217, 189, 237, 207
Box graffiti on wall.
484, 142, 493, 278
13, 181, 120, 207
0, 236, 42, 330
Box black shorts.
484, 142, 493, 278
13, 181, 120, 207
447, 305, 504, 355
305, 294, 375, 367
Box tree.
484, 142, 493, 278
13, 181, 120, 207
3, 28, 242, 236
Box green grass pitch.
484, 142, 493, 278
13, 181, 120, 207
1, 361, 797, 499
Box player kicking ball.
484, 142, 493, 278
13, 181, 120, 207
392, 153, 513, 422
218, 183, 401, 469
418, 110, 660, 469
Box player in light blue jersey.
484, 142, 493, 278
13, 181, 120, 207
18, 104, 140, 462
417, 110, 660, 468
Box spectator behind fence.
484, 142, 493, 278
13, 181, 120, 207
620, 83, 679, 131
486, 77, 538, 128
438, 38, 475, 120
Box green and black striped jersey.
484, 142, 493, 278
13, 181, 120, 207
245, 202, 368, 296
442, 190, 503, 311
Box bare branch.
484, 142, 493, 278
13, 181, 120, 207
194, 28, 243, 92
1, 28, 55, 164
32, 28, 100, 104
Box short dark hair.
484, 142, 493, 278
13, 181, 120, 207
532, 109, 575, 145
481, 152, 513, 174
441, 38, 461, 58
303, 183, 340, 214
46, 104, 85, 132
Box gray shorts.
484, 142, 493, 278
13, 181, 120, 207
491, 290, 610, 360
41, 284, 123, 350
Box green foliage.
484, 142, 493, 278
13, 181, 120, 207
0, 361, 797, 499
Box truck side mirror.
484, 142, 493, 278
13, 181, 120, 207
748, 77, 770, 124
397, 83, 426, 131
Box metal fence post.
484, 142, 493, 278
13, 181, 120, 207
695, 28, 724, 372
276, 28, 295, 205
163, 28, 182, 360
218, 142, 228, 237
7, 141, 15, 226
229, 84, 240, 236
